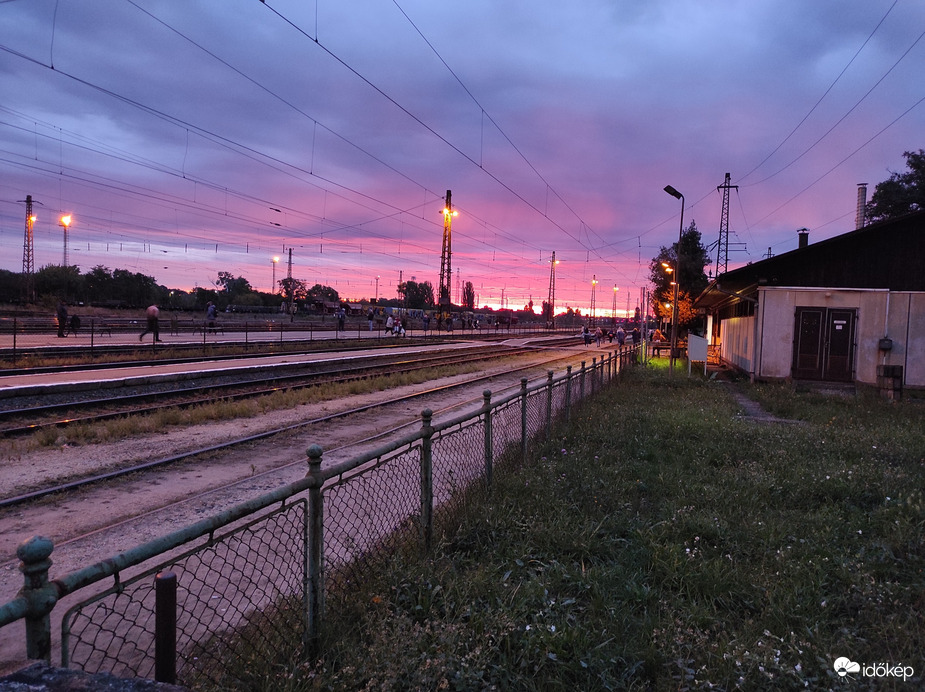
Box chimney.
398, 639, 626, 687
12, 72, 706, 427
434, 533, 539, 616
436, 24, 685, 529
797, 228, 809, 249
856, 183, 867, 229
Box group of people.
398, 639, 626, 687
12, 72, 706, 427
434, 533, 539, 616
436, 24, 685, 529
385, 314, 406, 337
582, 324, 642, 348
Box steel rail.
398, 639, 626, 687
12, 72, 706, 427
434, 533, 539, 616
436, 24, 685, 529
0, 348, 588, 510
0, 345, 539, 436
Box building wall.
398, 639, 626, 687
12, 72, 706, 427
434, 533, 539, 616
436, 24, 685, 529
885, 292, 925, 387
719, 315, 754, 374
751, 287, 924, 387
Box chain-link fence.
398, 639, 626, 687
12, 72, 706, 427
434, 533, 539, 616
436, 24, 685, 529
1, 348, 636, 688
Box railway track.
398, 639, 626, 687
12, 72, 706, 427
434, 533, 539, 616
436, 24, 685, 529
0, 343, 542, 437
0, 342, 601, 510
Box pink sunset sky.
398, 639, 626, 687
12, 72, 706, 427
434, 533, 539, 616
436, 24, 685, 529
1, 0, 923, 315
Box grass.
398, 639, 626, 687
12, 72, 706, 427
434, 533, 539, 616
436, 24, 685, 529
240, 365, 925, 691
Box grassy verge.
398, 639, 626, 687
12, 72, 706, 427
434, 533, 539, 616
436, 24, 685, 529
226, 366, 925, 690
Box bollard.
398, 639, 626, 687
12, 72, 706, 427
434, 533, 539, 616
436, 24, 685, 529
420, 410, 434, 552
154, 571, 177, 684
305, 444, 324, 649
482, 391, 493, 488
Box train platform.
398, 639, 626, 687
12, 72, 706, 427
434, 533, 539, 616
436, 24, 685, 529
0, 337, 504, 399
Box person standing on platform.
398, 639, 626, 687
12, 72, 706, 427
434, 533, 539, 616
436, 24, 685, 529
206, 302, 217, 333
56, 300, 68, 338
139, 304, 161, 342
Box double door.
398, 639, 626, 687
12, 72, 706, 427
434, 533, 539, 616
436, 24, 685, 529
792, 307, 856, 382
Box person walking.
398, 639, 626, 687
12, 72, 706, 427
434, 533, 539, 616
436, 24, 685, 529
139, 304, 161, 342
56, 300, 68, 338
367, 307, 375, 331
616, 325, 626, 348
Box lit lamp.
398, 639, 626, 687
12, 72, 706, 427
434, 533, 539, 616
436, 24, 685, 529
271, 256, 280, 293
612, 285, 619, 325
663, 185, 684, 376
59, 214, 72, 268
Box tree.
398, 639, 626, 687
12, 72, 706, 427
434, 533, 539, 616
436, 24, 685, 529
214, 272, 253, 300
399, 280, 435, 310
648, 220, 710, 330
306, 283, 339, 304
462, 281, 475, 310
865, 150, 925, 223
279, 277, 307, 304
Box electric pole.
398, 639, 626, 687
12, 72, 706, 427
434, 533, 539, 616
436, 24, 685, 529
547, 251, 557, 329
20, 195, 38, 303
438, 190, 456, 313
715, 172, 737, 277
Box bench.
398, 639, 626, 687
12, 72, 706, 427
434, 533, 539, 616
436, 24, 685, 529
193, 323, 225, 336
650, 342, 686, 358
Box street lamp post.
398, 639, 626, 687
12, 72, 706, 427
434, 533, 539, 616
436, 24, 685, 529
375, 275, 380, 303
59, 214, 72, 268
612, 285, 619, 325
271, 256, 280, 293
59, 214, 72, 302
590, 275, 598, 327
663, 185, 685, 376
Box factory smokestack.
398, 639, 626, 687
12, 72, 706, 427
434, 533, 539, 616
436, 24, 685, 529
856, 183, 867, 229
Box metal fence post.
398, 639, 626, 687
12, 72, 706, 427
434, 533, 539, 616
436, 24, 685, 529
17, 536, 56, 662
591, 357, 597, 395
154, 571, 177, 684
305, 444, 324, 649
580, 361, 586, 400
545, 371, 554, 440
564, 365, 572, 422
420, 410, 434, 552
520, 377, 528, 462
482, 390, 493, 488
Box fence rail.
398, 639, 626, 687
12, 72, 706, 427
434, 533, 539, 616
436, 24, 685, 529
0, 346, 639, 687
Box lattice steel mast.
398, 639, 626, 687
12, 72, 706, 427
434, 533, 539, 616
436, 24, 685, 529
438, 190, 455, 310
715, 172, 737, 277
21, 195, 37, 303
546, 251, 557, 328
